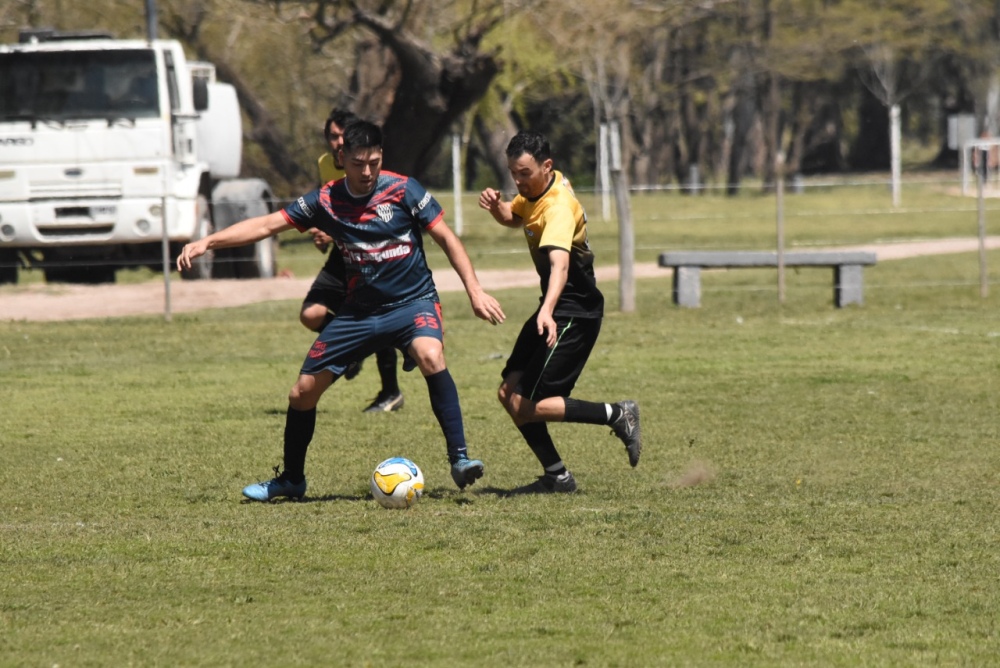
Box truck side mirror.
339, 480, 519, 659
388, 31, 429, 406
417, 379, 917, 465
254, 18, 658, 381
192, 78, 209, 112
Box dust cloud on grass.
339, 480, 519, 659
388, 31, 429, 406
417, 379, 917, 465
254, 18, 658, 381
667, 460, 717, 489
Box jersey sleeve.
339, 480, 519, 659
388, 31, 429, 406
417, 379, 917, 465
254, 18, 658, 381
405, 178, 445, 231
536, 194, 577, 252
281, 189, 324, 233
510, 195, 526, 220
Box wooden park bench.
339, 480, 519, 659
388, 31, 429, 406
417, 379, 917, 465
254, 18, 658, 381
658, 250, 877, 308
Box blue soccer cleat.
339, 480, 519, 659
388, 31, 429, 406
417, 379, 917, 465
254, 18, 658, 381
450, 457, 484, 490
242, 469, 307, 502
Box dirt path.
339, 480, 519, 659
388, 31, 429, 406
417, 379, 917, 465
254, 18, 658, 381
2, 237, 999, 322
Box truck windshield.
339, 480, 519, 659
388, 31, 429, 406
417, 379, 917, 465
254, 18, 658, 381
0, 49, 159, 122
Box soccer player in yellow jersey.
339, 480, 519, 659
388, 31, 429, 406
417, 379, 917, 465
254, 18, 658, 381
479, 131, 642, 492
304, 108, 404, 413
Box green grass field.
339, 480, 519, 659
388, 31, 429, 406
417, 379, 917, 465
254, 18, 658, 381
2, 239, 1000, 664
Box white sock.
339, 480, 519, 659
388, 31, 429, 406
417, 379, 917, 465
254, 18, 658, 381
545, 462, 567, 477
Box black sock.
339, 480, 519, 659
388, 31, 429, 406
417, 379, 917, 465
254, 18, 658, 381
518, 422, 562, 470
424, 369, 468, 462
282, 406, 316, 483
564, 398, 617, 425
376, 347, 400, 396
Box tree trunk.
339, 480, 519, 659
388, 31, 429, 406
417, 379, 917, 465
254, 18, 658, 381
472, 105, 518, 195
727, 70, 756, 195
351, 11, 499, 180
850, 86, 891, 170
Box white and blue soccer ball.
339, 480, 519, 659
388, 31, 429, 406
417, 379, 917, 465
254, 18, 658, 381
370, 457, 425, 509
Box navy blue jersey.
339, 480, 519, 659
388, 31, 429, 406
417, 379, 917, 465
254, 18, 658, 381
281, 171, 445, 311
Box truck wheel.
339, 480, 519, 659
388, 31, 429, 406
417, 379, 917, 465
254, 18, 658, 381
253, 236, 277, 279
229, 236, 276, 279
180, 195, 214, 280
0, 250, 18, 284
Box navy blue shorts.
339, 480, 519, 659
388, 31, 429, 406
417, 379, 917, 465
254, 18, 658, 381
300, 299, 444, 377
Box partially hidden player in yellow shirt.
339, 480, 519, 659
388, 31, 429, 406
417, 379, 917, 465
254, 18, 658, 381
478, 130, 642, 493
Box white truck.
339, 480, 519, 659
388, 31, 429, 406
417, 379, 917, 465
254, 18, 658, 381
0, 29, 276, 284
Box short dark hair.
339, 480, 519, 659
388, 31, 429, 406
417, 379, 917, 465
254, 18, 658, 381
342, 120, 383, 153
506, 131, 551, 163
324, 108, 357, 140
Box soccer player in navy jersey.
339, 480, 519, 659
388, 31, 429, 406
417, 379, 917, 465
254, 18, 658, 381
305, 108, 405, 413
479, 131, 641, 493
178, 121, 506, 501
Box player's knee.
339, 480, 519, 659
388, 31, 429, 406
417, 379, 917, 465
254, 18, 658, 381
410, 343, 446, 375
288, 385, 306, 408
505, 393, 537, 422
288, 378, 319, 410
497, 383, 517, 411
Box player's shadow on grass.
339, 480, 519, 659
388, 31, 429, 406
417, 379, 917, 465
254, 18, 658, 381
421, 489, 476, 505
239, 493, 369, 505
477, 483, 567, 498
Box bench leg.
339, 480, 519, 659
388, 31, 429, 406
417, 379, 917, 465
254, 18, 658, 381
672, 266, 701, 307
834, 264, 864, 307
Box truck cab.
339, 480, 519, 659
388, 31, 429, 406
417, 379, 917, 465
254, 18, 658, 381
0, 29, 275, 284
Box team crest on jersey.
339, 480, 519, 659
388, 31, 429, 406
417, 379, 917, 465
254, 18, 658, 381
376, 203, 393, 222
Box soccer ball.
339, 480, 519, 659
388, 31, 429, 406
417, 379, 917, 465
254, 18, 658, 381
370, 457, 425, 509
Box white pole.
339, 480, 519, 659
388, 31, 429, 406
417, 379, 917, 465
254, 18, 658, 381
890, 104, 901, 208
160, 195, 172, 322
452, 133, 463, 237
600, 123, 611, 222
977, 148, 989, 298
962, 141, 971, 196
776, 151, 785, 304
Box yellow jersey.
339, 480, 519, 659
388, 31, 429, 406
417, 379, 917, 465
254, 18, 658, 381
317, 152, 345, 185
315, 152, 348, 280
510, 170, 604, 317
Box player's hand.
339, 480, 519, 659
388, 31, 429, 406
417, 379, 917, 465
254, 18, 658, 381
176, 239, 209, 271
478, 187, 502, 212
479, 188, 517, 227
536, 310, 558, 348
470, 290, 506, 326
308, 227, 332, 253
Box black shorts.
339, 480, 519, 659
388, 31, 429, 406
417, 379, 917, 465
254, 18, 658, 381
302, 265, 346, 313
501, 313, 601, 401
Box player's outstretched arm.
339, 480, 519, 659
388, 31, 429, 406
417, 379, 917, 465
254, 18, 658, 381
427, 221, 506, 326
478, 188, 521, 228
177, 211, 291, 272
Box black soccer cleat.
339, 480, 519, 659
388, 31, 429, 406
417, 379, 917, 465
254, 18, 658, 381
610, 400, 642, 467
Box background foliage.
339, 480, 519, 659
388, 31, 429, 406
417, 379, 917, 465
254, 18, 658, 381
3, 0, 999, 198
